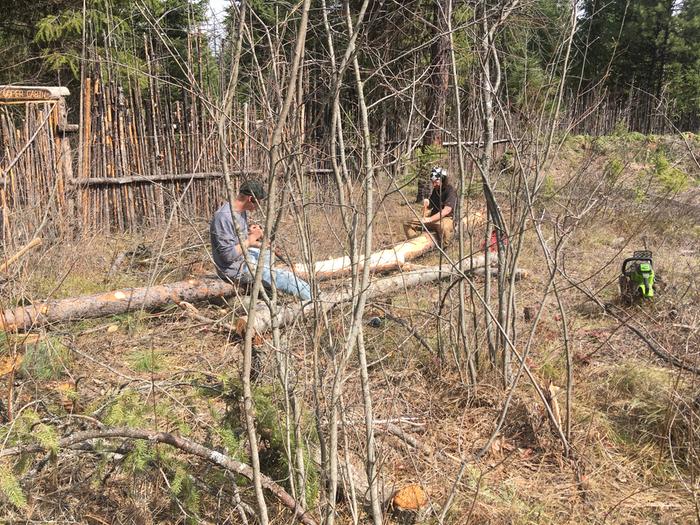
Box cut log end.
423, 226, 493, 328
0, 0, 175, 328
392, 484, 428, 510
235, 317, 248, 337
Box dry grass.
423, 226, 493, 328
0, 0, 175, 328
1, 137, 699, 523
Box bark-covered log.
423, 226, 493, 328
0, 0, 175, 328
0, 235, 436, 332
237, 257, 488, 336
0, 277, 238, 332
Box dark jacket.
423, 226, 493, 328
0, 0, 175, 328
428, 183, 457, 216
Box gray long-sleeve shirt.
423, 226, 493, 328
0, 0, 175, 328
210, 203, 249, 280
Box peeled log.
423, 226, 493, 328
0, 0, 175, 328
0, 277, 236, 332
293, 232, 436, 281
295, 215, 488, 281
237, 256, 488, 336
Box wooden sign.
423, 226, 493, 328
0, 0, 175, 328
0, 86, 70, 102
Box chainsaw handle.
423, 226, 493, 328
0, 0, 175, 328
621, 257, 653, 274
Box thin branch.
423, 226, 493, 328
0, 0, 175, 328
0, 426, 318, 525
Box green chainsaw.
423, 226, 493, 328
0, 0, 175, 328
619, 250, 655, 303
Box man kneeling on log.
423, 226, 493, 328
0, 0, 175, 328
210, 180, 312, 301
404, 166, 456, 247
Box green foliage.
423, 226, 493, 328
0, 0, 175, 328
0, 409, 39, 445
214, 425, 244, 461
611, 122, 649, 142
0, 0, 212, 91
605, 157, 624, 183
101, 388, 191, 438
29, 271, 141, 302
103, 389, 148, 427
170, 465, 187, 497
541, 174, 556, 200
0, 410, 60, 506
0, 463, 27, 510
167, 464, 200, 522
35, 12, 84, 42
224, 379, 320, 505
33, 2, 135, 81
119, 311, 149, 336
634, 181, 647, 203
33, 423, 60, 454
124, 439, 156, 473
501, 0, 572, 113
19, 337, 70, 381
650, 149, 690, 193
575, 0, 700, 127
566, 134, 593, 149
416, 145, 447, 171
451, 5, 476, 76
612, 120, 628, 137
128, 349, 168, 373
591, 136, 614, 154
182, 484, 200, 524
409, 145, 447, 186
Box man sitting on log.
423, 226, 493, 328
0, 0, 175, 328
210, 180, 312, 301
403, 166, 457, 247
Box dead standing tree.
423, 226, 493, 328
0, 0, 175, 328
463, 0, 584, 458
475, 0, 520, 384
225, 1, 312, 523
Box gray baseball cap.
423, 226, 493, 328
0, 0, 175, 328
240, 180, 267, 200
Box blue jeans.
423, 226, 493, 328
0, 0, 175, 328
241, 248, 312, 301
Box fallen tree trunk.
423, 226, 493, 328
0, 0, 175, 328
294, 214, 487, 281
1, 234, 492, 333
237, 257, 488, 336
0, 277, 238, 332
293, 232, 437, 280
